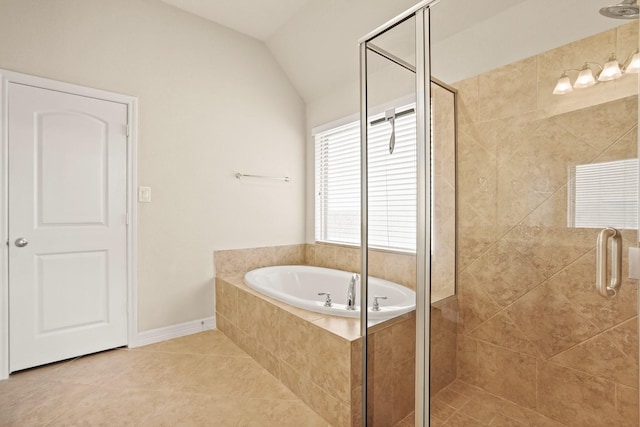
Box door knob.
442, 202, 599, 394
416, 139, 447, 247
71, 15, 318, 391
14, 238, 28, 247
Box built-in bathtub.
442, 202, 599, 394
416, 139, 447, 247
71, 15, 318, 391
244, 265, 416, 321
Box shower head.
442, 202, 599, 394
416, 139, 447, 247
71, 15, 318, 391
599, 0, 639, 19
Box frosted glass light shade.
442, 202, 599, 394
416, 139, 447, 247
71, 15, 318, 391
598, 57, 622, 81
625, 52, 640, 74
553, 75, 573, 95
574, 67, 596, 88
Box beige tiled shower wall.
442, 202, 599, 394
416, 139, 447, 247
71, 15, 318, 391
454, 22, 639, 427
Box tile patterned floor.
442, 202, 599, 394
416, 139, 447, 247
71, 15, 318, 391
429, 379, 566, 427
0, 330, 330, 426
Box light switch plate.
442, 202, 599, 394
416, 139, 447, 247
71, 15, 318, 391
138, 186, 151, 203
629, 247, 640, 280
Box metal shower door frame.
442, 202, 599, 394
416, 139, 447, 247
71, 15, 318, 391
358, 1, 436, 424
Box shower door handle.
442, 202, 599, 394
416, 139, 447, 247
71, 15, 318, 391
596, 227, 622, 298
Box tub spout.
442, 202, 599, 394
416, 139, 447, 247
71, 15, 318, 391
347, 274, 359, 310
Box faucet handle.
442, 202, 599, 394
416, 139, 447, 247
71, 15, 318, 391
372, 296, 388, 311
318, 292, 332, 307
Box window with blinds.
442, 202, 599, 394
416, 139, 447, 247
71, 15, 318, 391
568, 158, 639, 229
315, 104, 417, 252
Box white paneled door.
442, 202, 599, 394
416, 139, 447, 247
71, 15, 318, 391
8, 83, 128, 372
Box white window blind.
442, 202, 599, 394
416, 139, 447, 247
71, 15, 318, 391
568, 158, 639, 229
315, 104, 417, 252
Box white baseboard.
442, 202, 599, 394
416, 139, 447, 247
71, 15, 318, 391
132, 316, 216, 348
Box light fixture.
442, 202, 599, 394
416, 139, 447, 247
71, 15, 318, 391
552, 72, 573, 95
553, 50, 639, 95
574, 64, 597, 88
598, 53, 622, 81
624, 50, 640, 74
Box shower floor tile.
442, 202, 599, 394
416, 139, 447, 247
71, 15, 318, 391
429, 380, 567, 426
0, 330, 330, 426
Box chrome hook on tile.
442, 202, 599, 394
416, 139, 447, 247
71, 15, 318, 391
595, 227, 622, 298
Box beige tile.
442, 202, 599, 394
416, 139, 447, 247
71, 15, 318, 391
365, 250, 385, 280
504, 119, 599, 196
245, 246, 276, 271
506, 281, 600, 359
489, 414, 527, 426
502, 190, 595, 281
457, 334, 479, 384
476, 342, 536, 409
215, 277, 238, 325
315, 244, 337, 269
304, 243, 317, 265
458, 389, 507, 424
431, 305, 457, 394
593, 123, 637, 164
138, 330, 247, 357
430, 397, 457, 423
214, 249, 246, 275
392, 357, 415, 424
440, 379, 483, 400
311, 316, 360, 341
141, 393, 246, 427
308, 383, 350, 427
383, 252, 416, 290
550, 331, 638, 387
551, 249, 638, 333
236, 291, 281, 355
179, 354, 295, 400
278, 310, 315, 376
604, 316, 639, 363
467, 240, 545, 308
499, 401, 566, 427
453, 76, 480, 126
552, 95, 637, 152
274, 244, 305, 265
392, 317, 416, 365
457, 127, 496, 197
616, 383, 639, 427
433, 388, 470, 410
456, 271, 501, 333
236, 398, 330, 427
279, 361, 313, 405
216, 313, 238, 343
0, 380, 97, 426
52, 387, 179, 426
369, 373, 394, 427
478, 56, 538, 121
470, 312, 538, 357
537, 360, 620, 426
308, 325, 352, 405
45, 348, 148, 386
236, 329, 281, 379
103, 351, 205, 391
334, 245, 360, 273
442, 411, 486, 427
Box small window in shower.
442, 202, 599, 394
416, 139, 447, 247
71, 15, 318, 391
568, 158, 639, 229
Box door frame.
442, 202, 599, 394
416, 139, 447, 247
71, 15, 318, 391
0, 69, 138, 379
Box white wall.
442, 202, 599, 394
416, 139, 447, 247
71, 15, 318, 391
0, 0, 306, 331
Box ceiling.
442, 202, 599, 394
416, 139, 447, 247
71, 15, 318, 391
160, 0, 631, 103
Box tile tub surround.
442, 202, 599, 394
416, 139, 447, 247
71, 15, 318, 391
454, 22, 639, 426
216, 275, 458, 426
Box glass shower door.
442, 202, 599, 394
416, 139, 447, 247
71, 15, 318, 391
359, 3, 441, 425
428, 2, 639, 425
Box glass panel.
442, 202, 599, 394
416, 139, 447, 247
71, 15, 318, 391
430, 2, 639, 425
363, 15, 419, 427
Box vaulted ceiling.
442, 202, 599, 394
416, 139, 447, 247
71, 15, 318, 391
160, 0, 630, 103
